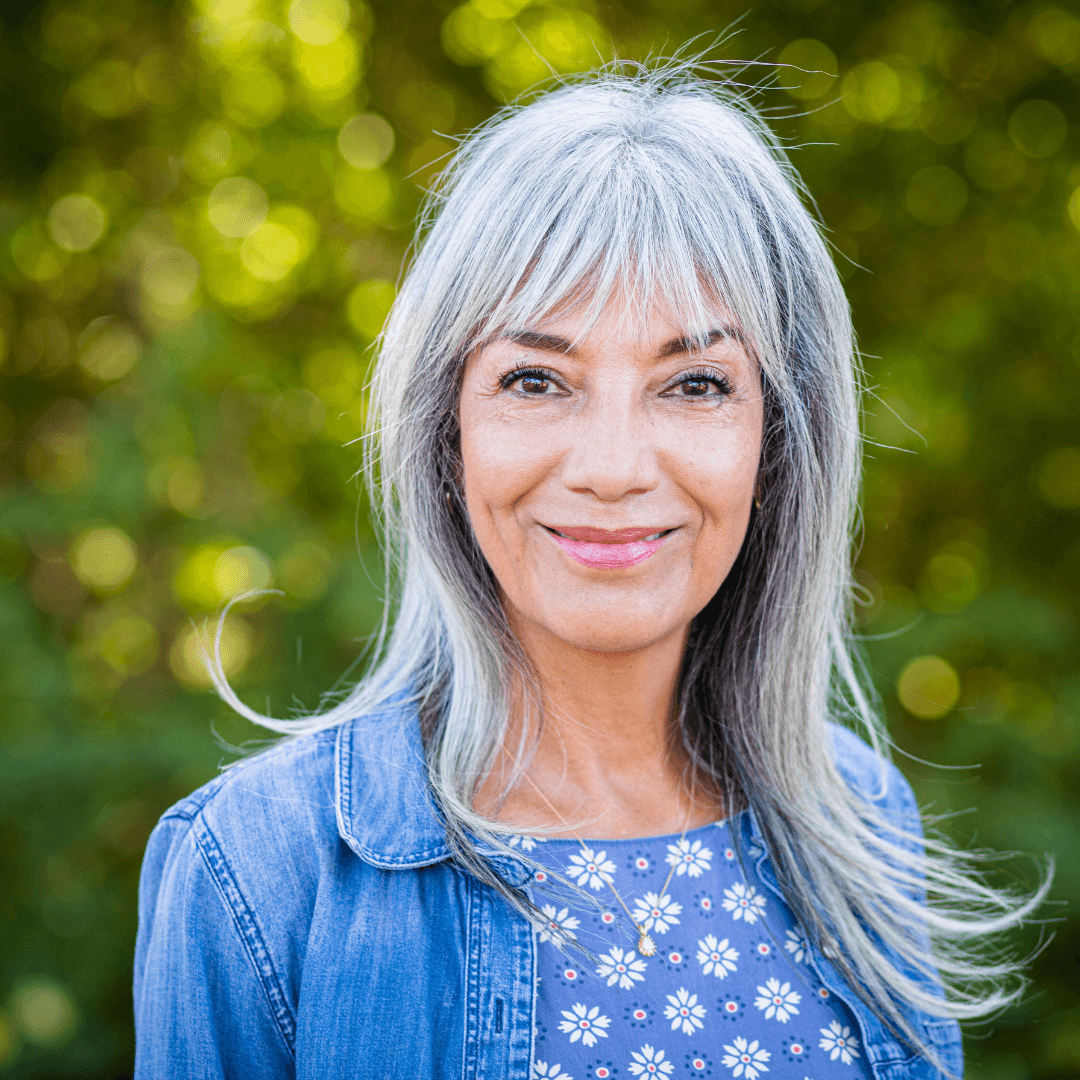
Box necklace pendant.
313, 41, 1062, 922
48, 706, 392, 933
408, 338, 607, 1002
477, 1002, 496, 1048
637, 933, 656, 956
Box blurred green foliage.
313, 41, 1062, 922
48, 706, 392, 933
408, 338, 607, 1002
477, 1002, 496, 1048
0, 0, 1077, 1074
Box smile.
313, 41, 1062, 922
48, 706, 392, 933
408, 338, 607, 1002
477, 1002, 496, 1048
542, 525, 675, 570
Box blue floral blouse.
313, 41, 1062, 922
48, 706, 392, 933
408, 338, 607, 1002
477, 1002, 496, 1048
521, 817, 874, 1080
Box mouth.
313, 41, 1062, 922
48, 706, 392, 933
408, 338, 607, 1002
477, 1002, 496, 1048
541, 524, 676, 569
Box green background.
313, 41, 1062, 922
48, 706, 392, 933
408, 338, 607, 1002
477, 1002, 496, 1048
0, 0, 1077, 1074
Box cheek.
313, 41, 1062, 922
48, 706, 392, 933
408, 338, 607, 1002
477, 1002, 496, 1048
661, 422, 760, 584
663, 423, 760, 516
458, 411, 556, 541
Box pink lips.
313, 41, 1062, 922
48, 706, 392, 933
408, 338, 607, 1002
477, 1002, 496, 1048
544, 525, 672, 570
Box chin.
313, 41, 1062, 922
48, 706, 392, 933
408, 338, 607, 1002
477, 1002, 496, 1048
531, 602, 686, 655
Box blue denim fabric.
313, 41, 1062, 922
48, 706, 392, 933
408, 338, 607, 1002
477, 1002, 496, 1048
134, 706, 962, 1079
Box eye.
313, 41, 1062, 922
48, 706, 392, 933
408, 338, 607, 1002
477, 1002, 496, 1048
680, 378, 713, 397
667, 371, 733, 398
500, 367, 562, 395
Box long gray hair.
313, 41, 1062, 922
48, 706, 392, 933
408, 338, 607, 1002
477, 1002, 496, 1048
213, 64, 1045, 1056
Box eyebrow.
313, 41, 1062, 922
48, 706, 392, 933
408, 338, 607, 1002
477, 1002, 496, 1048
657, 326, 743, 356
500, 330, 575, 353
499, 325, 742, 358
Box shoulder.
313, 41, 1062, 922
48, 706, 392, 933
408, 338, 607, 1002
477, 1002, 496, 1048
144, 726, 343, 913
827, 722, 920, 830
135, 730, 344, 1066
161, 726, 339, 839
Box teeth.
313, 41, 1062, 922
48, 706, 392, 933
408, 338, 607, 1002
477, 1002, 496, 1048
548, 528, 667, 542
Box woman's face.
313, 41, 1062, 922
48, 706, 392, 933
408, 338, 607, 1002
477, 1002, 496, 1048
458, 293, 764, 655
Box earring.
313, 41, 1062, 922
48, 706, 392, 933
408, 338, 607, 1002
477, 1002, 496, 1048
754, 495, 762, 510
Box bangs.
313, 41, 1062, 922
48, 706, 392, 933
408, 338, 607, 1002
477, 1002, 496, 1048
437, 83, 806, 375
481, 187, 736, 355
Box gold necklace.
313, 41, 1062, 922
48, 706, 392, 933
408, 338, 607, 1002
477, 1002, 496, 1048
592, 831, 686, 956
518, 770, 694, 958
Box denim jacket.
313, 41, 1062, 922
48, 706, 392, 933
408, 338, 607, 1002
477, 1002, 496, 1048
134, 705, 963, 1079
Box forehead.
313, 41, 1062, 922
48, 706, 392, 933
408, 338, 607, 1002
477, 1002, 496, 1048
488, 289, 747, 357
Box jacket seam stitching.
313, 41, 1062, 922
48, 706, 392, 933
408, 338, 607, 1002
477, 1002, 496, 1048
192, 815, 298, 1059
337, 720, 353, 839
463, 876, 482, 1080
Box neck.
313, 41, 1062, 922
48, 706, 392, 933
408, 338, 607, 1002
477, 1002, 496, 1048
475, 610, 724, 839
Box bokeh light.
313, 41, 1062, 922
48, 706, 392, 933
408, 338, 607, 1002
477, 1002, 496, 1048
277, 540, 336, 606
347, 277, 396, 338
169, 617, 254, 687
46, 195, 107, 253
288, 0, 352, 45
207, 177, 270, 238
776, 40, 837, 100
172, 541, 275, 610
338, 113, 395, 169
1007, 100, 1068, 159
905, 165, 968, 226
1036, 448, 1080, 510
11, 980, 79, 1047
842, 61, 902, 124
78, 318, 142, 382
70, 528, 138, 594
896, 656, 962, 719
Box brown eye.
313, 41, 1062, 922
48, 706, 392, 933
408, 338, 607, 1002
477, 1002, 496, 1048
681, 379, 712, 396
669, 372, 732, 398
499, 367, 562, 395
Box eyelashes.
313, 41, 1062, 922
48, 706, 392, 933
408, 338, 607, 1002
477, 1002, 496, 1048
677, 368, 734, 396
498, 365, 561, 391
496, 365, 735, 398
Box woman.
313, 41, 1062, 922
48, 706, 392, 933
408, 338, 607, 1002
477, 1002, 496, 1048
134, 68, 1041, 1079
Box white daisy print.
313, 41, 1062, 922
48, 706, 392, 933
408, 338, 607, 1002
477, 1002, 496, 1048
666, 837, 713, 877
697, 934, 739, 978
722, 1036, 771, 1080
754, 977, 801, 1022
663, 988, 707, 1035
532, 1062, 573, 1079
632, 891, 683, 934
784, 929, 810, 963
538, 904, 581, 945
509, 834, 540, 852
721, 882, 767, 924
558, 1003, 611, 1047
819, 1021, 860, 1064
628, 1044, 675, 1076
596, 945, 648, 989
566, 845, 616, 891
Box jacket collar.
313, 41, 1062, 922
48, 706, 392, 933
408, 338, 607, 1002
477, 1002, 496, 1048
333, 701, 531, 884
334, 702, 450, 868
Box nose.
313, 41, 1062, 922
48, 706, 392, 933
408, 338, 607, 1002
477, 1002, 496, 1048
560, 390, 659, 501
